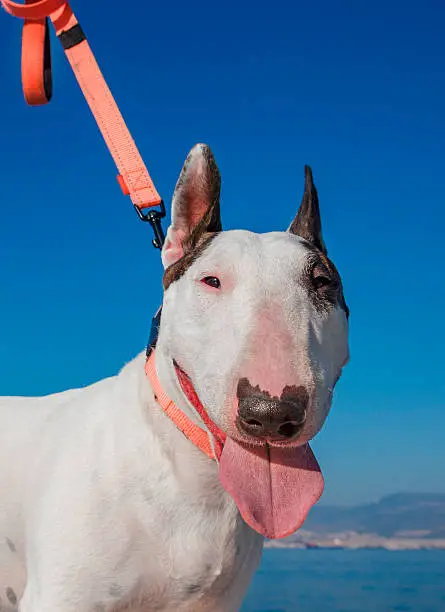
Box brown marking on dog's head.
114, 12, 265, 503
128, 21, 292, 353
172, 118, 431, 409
237, 377, 308, 406
163, 231, 218, 290
297, 245, 349, 317
295, 243, 349, 317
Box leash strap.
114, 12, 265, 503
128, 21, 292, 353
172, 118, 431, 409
2, 0, 163, 213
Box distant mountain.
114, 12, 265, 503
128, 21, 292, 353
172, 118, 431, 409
298, 493, 445, 539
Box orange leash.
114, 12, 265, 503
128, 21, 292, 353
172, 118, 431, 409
2, 0, 164, 232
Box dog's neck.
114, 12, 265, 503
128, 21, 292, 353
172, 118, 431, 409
145, 350, 221, 460
108, 352, 241, 548
135, 347, 221, 474
152, 346, 210, 432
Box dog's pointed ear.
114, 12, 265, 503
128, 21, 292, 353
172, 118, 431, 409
288, 165, 327, 254
161, 143, 222, 268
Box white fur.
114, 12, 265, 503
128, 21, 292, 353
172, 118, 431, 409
0, 145, 348, 611
0, 356, 262, 611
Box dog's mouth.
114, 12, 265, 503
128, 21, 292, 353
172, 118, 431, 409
172, 359, 324, 540
173, 359, 191, 381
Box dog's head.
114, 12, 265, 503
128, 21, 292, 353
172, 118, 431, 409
155, 144, 349, 538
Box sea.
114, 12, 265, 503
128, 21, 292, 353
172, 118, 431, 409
241, 549, 445, 612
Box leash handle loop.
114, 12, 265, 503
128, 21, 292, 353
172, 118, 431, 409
2, 0, 64, 19
21, 15, 52, 104
1, 0, 164, 221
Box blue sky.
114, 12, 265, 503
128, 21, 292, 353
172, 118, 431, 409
0, 0, 444, 505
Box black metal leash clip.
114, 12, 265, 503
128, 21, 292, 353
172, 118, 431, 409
134, 201, 165, 355
134, 201, 166, 250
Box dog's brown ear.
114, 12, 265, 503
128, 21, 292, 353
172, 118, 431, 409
288, 166, 327, 254
162, 144, 222, 268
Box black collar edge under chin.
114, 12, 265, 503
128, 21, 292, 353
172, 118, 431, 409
146, 306, 162, 358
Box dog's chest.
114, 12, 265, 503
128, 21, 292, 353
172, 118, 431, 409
111, 456, 263, 610
123, 483, 263, 611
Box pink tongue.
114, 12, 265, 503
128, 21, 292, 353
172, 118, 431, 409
219, 438, 324, 539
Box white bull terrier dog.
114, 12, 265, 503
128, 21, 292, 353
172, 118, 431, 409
0, 144, 349, 612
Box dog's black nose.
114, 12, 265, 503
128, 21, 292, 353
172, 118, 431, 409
236, 379, 308, 442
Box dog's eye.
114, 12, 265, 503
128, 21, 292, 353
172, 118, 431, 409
313, 275, 332, 289
201, 276, 221, 289
312, 264, 334, 290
